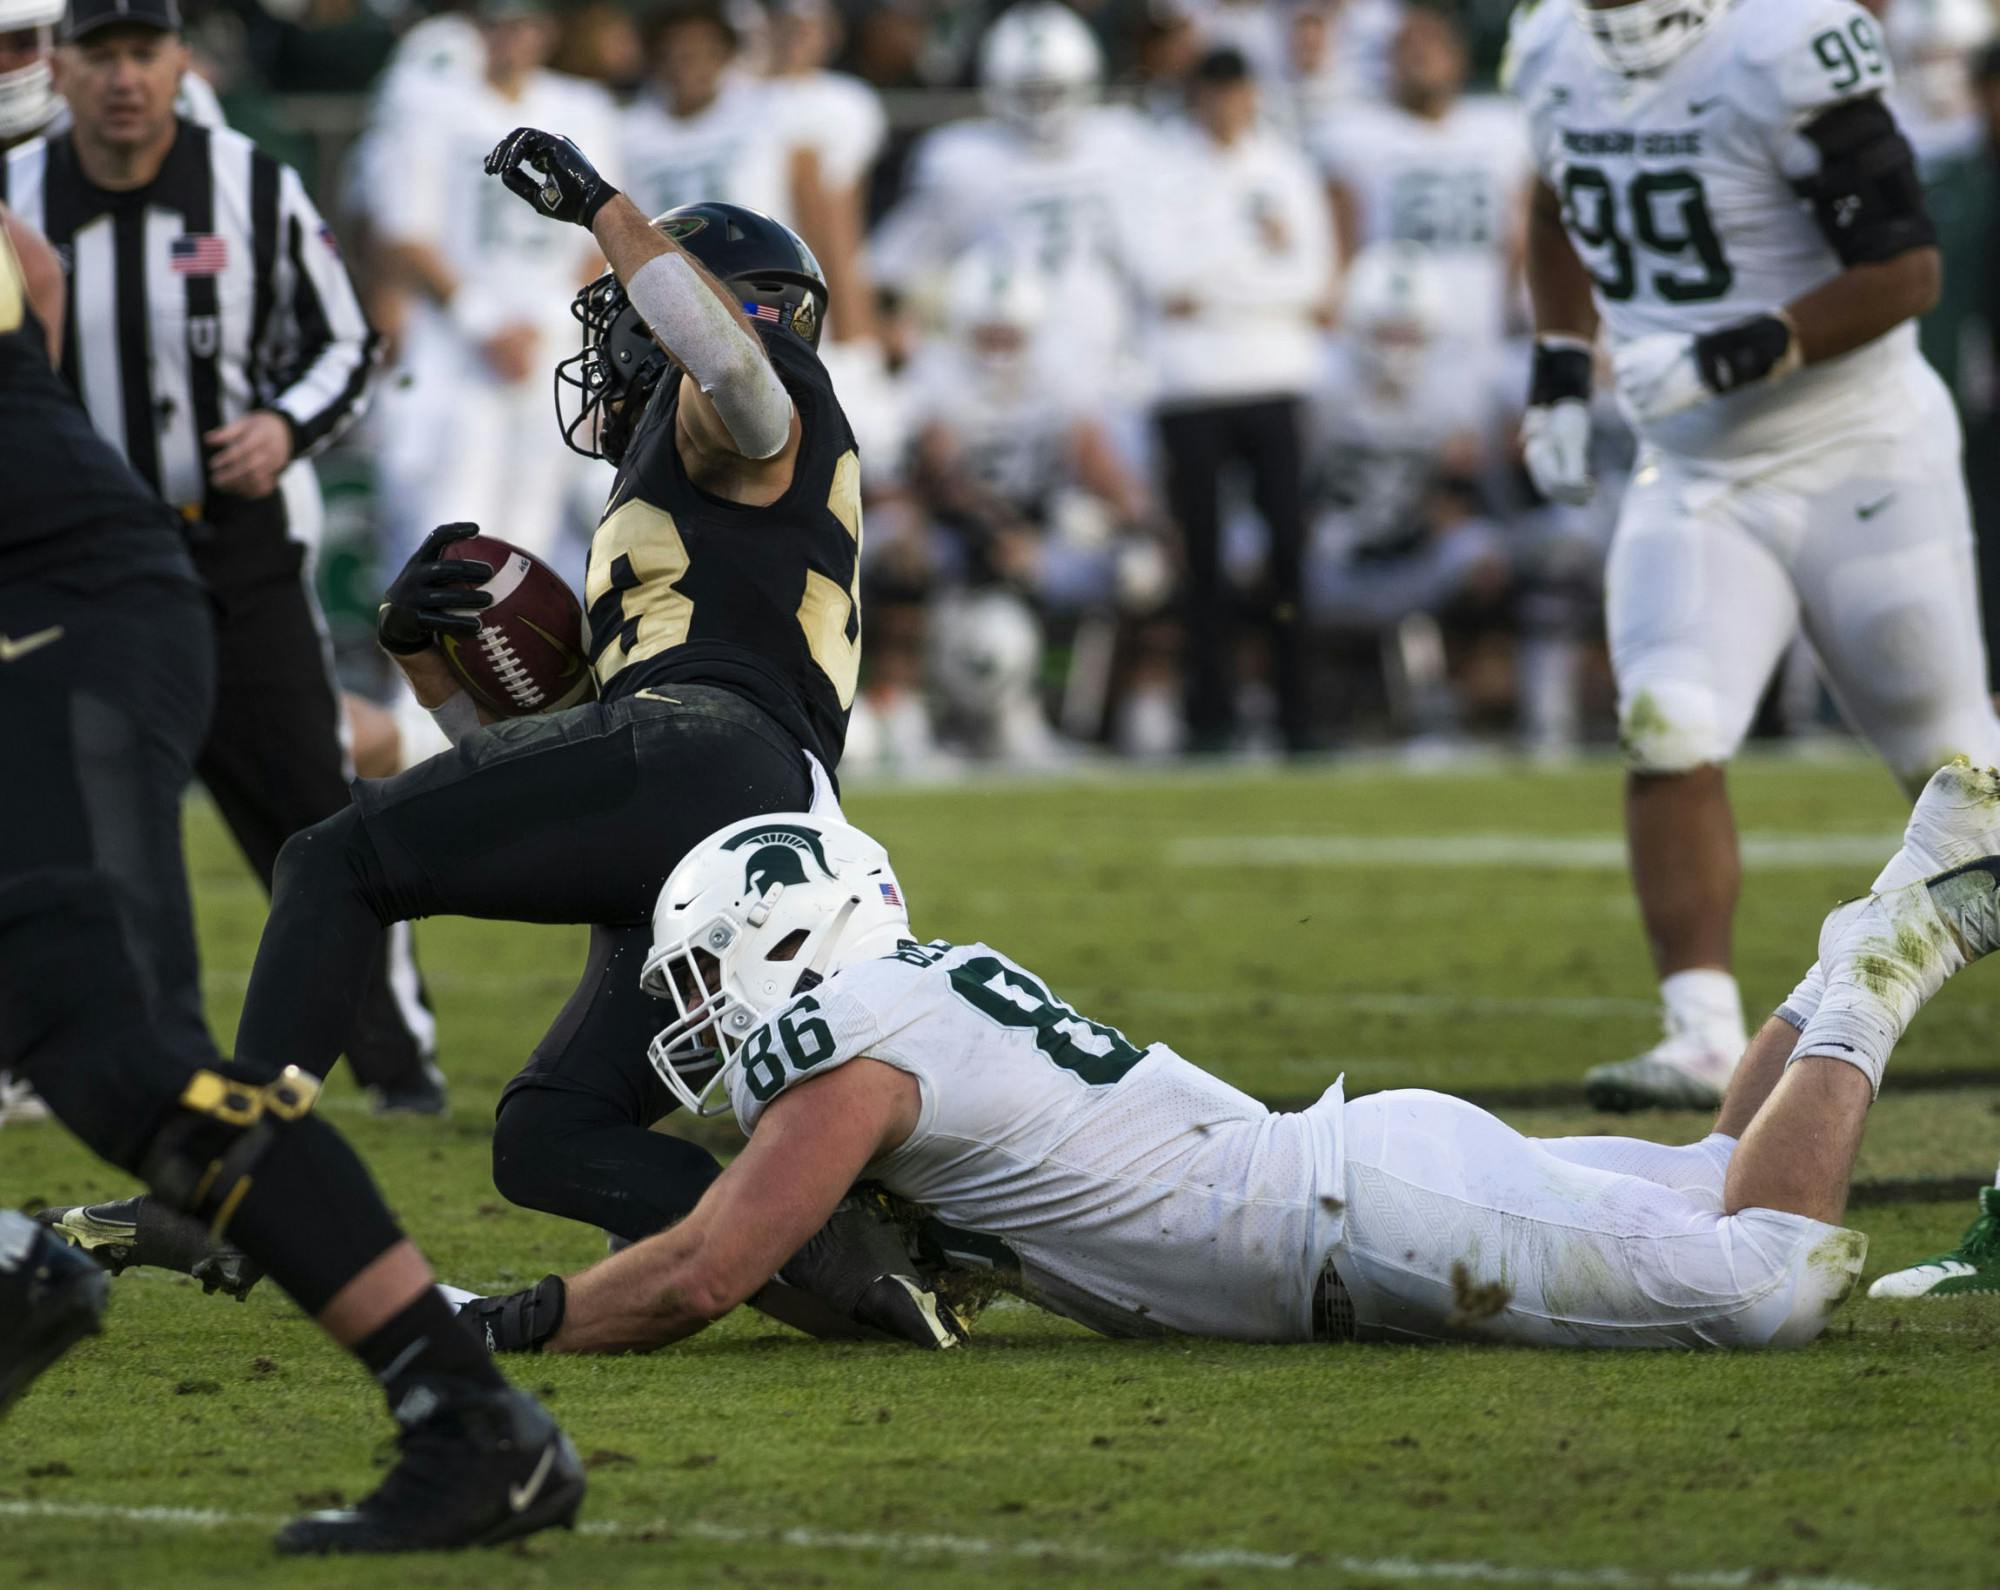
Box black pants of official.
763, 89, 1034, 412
234, 684, 818, 1241
193, 496, 432, 1091
1156, 396, 1311, 751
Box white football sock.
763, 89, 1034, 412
1790, 882, 1963, 1095
1660, 968, 1745, 1051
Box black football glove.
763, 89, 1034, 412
377, 523, 493, 656
484, 127, 618, 230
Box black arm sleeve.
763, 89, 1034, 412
1792, 96, 1936, 267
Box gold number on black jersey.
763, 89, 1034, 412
796, 450, 863, 710
586, 497, 694, 688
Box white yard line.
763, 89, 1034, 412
0, 1498, 1887, 1590
1169, 833, 1902, 871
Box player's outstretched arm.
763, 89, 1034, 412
484, 127, 801, 484
544, 1060, 918, 1354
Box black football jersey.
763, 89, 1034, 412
587, 326, 861, 770
0, 222, 188, 580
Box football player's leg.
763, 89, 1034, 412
194, 548, 441, 1102
1792, 438, 2000, 796
1589, 467, 1802, 1111
1334, 1087, 1863, 1349
491, 922, 725, 1241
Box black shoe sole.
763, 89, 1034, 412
271, 1471, 586, 1555
0, 1267, 109, 1420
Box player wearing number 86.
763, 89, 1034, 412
1505, 0, 2000, 1111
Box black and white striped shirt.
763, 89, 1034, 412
0, 119, 377, 515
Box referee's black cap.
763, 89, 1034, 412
64, 0, 183, 42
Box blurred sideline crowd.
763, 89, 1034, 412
97, 0, 2000, 770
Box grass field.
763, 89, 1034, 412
4, 749, 1998, 1590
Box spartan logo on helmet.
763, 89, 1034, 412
721, 824, 835, 897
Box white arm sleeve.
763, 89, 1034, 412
626, 252, 795, 460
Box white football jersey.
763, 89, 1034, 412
620, 78, 802, 224
902, 343, 1086, 510
727, 941, 1347, 1342
371, 69, 615, 339
1505, 0, 1935, 466
767, 69, 887, 192
870, 108, 1160, 402
1314, 95, 1532, 348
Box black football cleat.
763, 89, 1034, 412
35, 1195, 264, 1300
274, 1382, 585, 1555
766, 1191, 966, 1349
0, 1215, 110, 1419
371, 1061, 450, 1117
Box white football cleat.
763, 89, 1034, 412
1874, 756, 2000, 892
1867, 1188, 2000, 1299
1584, 1026, 1738, 1113
0, 1072, 50, 1127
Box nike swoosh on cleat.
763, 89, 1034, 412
0, 626, 64, 663
509, 1443, 558, 1513
1856, 493, 1897, 520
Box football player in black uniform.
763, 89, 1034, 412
0, 203, 584, 1552
43, 137, 949, 1349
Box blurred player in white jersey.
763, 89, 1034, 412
1507, 0, 2000, 1110
1307, 242, 1515, 734
904, 245, 1164, 761
1316, 6, 1531, 359
371, 0, 615, 564
871, 1, 1158, 411
457, 771, 2000, 1352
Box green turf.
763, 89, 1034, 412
5, 750, 1999, 1589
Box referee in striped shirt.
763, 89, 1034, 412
0, 0, 442, 1109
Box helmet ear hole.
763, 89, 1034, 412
767, 928, 811, 962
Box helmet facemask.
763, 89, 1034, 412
641, 816, 911, 1117
0, 21, 55, 140
1571, 0, 1723, 76
554, 272, 670, 465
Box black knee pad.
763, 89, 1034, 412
137, 1062, 325, 1234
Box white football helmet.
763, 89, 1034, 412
979, 1, 1103, 146
942, 243, 1048, 392
642, 813, 912, 1116
1570, 0, 1723, 76
0, 0, 62, 141
1342, 241, 1446, 390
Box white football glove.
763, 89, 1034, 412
1611, 333, 1711, 424
1520, 398, 1595, 506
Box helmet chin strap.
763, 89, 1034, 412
795, 896, 862, 992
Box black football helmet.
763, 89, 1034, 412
554, 202, 830, 464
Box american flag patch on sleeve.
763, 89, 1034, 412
170, 234, 228, 276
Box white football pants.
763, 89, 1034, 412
1607, 365, 2000, 788
1331, 1089, 1865, 1349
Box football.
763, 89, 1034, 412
435, 534, 596, 718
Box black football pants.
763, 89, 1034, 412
1156, 396, 1311, 751
193, 498, 434, 1093
234, 684, 819, 1241
0, 569, 404, 1315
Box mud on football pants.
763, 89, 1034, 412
235, 684, 838, 1240
1330, 1089, 1864, 1349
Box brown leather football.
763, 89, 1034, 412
435, 534, 596, 717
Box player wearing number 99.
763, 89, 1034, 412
1505, 0, 2000, 1112
132, 129, 955, 1348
